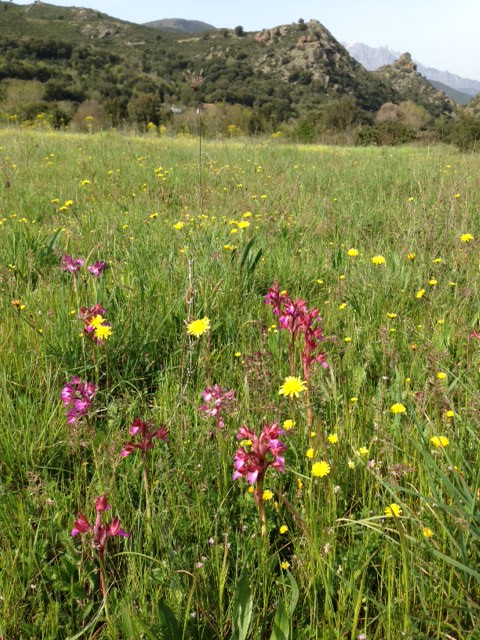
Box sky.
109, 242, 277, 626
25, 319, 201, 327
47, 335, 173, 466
9, 0, 480, 80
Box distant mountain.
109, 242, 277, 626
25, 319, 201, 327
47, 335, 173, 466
143, 18, 216, 33
345, 42, 480, 101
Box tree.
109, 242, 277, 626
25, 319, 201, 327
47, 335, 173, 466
234, 25, 244, 37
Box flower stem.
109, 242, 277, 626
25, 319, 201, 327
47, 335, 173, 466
254, 478, 267, 537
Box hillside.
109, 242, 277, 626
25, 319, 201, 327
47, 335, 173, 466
0, 1, 465, 142
374, 53, 454, 118
143, 18, 216, 33
0, 4, 399, 127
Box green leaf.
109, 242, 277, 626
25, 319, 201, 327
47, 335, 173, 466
155, 600, 182, 638
270, 599, 289, 640
230, 571, 253, 640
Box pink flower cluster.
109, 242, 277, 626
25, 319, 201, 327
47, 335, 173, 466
121, 418, 168, 458
72, 495, 129, 558
61, 376, 96, 424
233, 422, 286, 485
265, 282, 327, 378
61, 255, 107, 278
199, 384, 236, 429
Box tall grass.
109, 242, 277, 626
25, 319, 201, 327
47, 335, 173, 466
0, 128, 479, 639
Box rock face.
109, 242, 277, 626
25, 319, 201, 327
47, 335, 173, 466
374, 53, 454, 117
250, 20, 395, 109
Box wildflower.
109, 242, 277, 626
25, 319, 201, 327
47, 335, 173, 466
80, 303, 110, 343
358, 446, 369, 456
279, 525, 288, 534
262, 489, 273, 501
338, 302, 347, 310
306, 448, 315, 459
384, 503, 402, 517
347, 248, 359, 257
407, 252, 416, 261
348, 460, 355, 469
61, 255, 84, 275
61, 376, 96, 424
233, 422, 286, 485
199, 384, 235, 430
371, 255, 386, 265
344, 336, 352, 343
237, 220, 250, 229
173, 222, 185, 230
459, 233, 474, 242
72, 495, 129, 561
279, 376, 307, 398
390, 403, 406, 414
94, 324, 113, 342
283, 419, 295, 430
416, 289, 426, 299
422, 527, 434, 538
312, 461, 331, 477
428, 278, 437, 286
386, 312, 397, 319
280, 561, 290, 570
186, 317, 210, 337
445, 410, 455, 418
430, 435, 449, 448
328, 433, 338, 444
121, 418, 168, 458
87, 261, 107, 278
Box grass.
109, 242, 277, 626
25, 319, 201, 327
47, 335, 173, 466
0, 126, 479, 639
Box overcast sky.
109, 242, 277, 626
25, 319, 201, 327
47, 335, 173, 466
10, 0, 480, 80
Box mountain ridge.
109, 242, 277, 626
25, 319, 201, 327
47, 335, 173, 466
344, 41, 480, 99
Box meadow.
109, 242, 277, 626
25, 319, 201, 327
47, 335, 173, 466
0, 127, 479, 639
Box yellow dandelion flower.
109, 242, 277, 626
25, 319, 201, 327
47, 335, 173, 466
88, 314, 106, 330
237, 220, 250, 229
186, 317, 210, 337
279, 525, 288, 534
386, 312, 397, 319
344, 336, 352, 343
262, 490, 273, 501
445, 410, 455, 418
283, 419, 295, 430
416, 289, 426, 299
338, 302, 347, 310
407, 252, 416, 261
384, 503, 402, 517
430, 435, 449, 448
358, 446, 369, 456
312, 461, 331, 477
94, 324, 113, 341
278, 376, 307, 398
347, 248, 359, 257
422, 527, 434, 538
428, 278, 437, 286
436, 372, 447, 380
390, 403, 406, 414
371, 255, 386, 265
306, 448, 315, 459
173, 222, 185, 230
328, 433, 338, 444
459, 233, 474, 242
